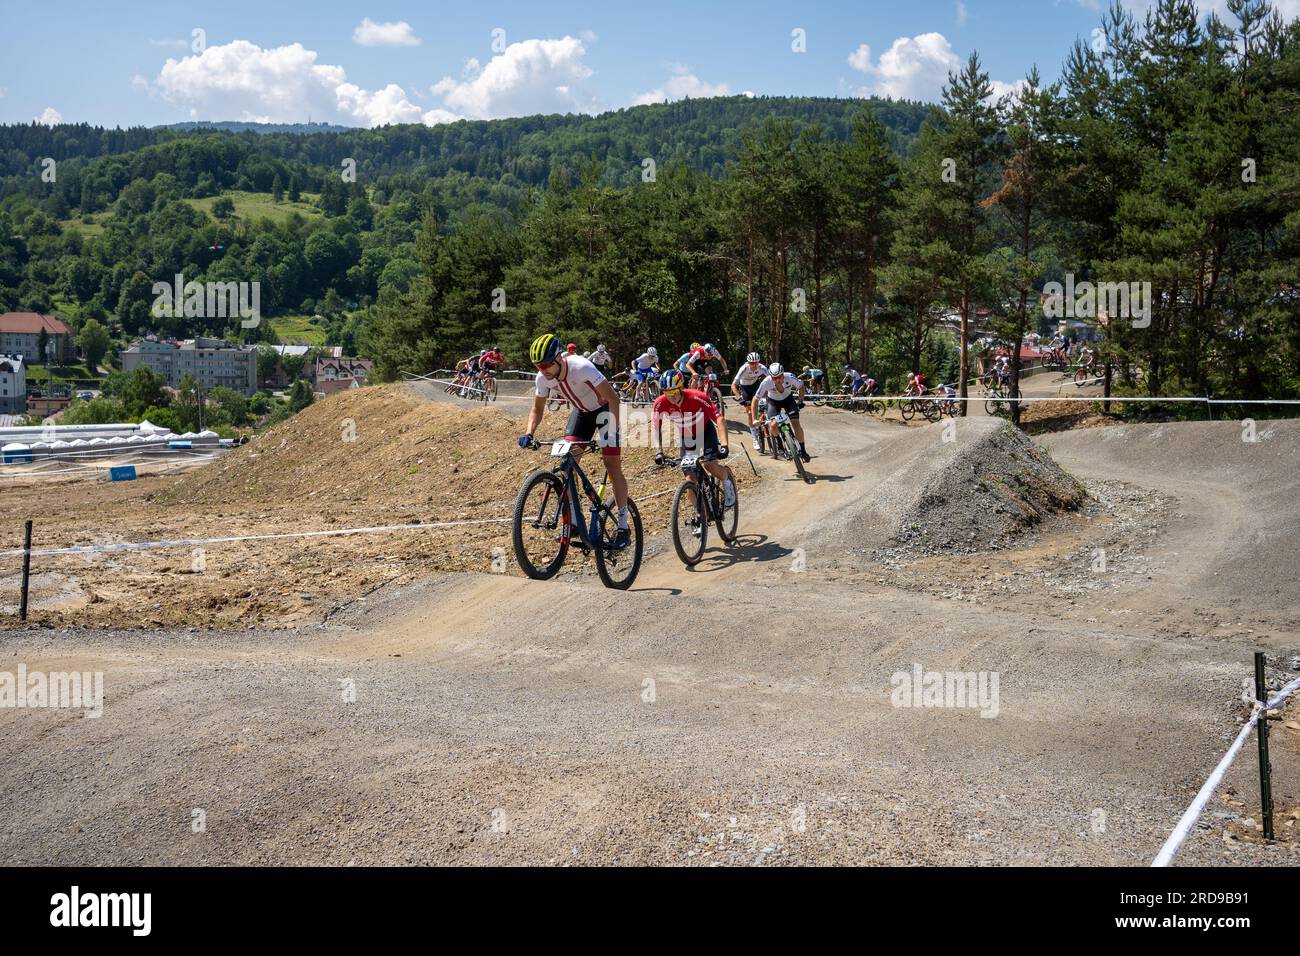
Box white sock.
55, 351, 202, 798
617, 505, 628, 530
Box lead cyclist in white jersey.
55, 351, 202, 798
630, 347, 659, 387
730, 351, 769, 450
751, 363, 810, 462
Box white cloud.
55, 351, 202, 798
37, 107, 63, 126
957, 1, 968, 24
147, 39, 457, 127
632, 64, 730, 106
352, 18, 421, 47
848, 33, 961, 100
848, 32, 1022, 103
429, 36, 598, 119
987, 78, 1028, 102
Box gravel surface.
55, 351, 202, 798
1, 406, 1297, 866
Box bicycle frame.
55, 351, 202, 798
538, 442, 610, 551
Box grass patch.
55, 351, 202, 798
268, 314, 329, 346
188, 190, 322, 225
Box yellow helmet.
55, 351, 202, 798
529, 333, 562, 365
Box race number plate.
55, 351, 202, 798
550, 440, 573, 456
681, 455, 698, 469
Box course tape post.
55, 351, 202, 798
1151, 673, 1300, 867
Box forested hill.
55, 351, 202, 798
0, 95, 929, 184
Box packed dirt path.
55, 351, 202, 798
2, 395, 1298, 866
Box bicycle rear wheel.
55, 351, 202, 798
511, 470, 569, 579
670, 481, 708, 565
901, 398, 917, 421
595, 499, 642, 589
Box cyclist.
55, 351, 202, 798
905, 370, 928, 397
586, 343, 613, 373
684, 342, 728, 391
993, 354, 1011, 388
518, 333, 632, 549
566, 343, 578, 355
842, 365, 873, 400
1078, 344, 1096, 376
751, 363, 810, 462
652, 369, 736, 508
933, 380, 957, 414
730, 352, 770, 451
629, 346, 660, 394
800, 365, 827, 395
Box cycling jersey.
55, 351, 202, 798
633, 351, 657, 371
674, 352, 693, 372
844, 369, 863, 384
754, 372, 802, 403
653, 389, 721, 449
587, 349, 612, 369
535, 355, 608, 413
481, 350, 503, 371
732, 363, 769, 387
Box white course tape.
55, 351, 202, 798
0, 518, 513, 559
1151, 673, 1300, 867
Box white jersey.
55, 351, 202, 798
732, 363, 769, 387
586, 348, 612, 369
535, 355, 607, 412
754, 372, 801, 402
633, 351, 658, 371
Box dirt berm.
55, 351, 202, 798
813, 417, 1086, 561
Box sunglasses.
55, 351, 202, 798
663, 388, 683, 399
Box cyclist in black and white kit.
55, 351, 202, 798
751, 363, 810, 462
730, 351, 769, 451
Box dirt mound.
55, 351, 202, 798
6, 384, 750, 630
820, 417, 1086, 560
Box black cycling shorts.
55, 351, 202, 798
565, 404, 621, 457
678, 419, 722, 457
739, 380, 764, 403
765, 393, 800, 420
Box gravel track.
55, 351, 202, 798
2, 404, 1297, 866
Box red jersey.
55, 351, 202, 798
653, 389, 721, 445
481, 350, 503, 370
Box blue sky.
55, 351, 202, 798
0, 0, 1288, 127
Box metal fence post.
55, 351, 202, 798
1255, 651, 1274, 840
19, 519, 33, 622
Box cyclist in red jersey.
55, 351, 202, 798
651, 369, 736, 506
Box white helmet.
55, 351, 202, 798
746, 351, 761, 363
647, 346, 657, 357
768, 362, 783, 377
597, 343, 606, 352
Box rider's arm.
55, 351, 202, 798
524, 393, 546, 439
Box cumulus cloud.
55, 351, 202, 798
352, 18, 421, 47
632, 64, 730, 106
145, 39, 459, 127
428, 36, 598, 119
847, 34, 961, 101
37, 107, 63, 126
848, 32, 1020, 103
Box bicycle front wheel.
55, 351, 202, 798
901, 398, 917, 421
670, 481, 708, 566
511, 470, 569, 580
595, 499, 642, 590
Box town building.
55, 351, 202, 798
0, 312, 75, 364
0, 354, 26, 414
314, 356, 372, 395
122, 336, 258, 397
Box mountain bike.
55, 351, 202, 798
984, 384, 1011, 417
900, 392, 940, 422
1074, 363, 1096, 386
511, 439, 643, 589
704, 373, 725, 415
658, 450, 739, 566
761, 409, 811, 483
476, 371, 498, 403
